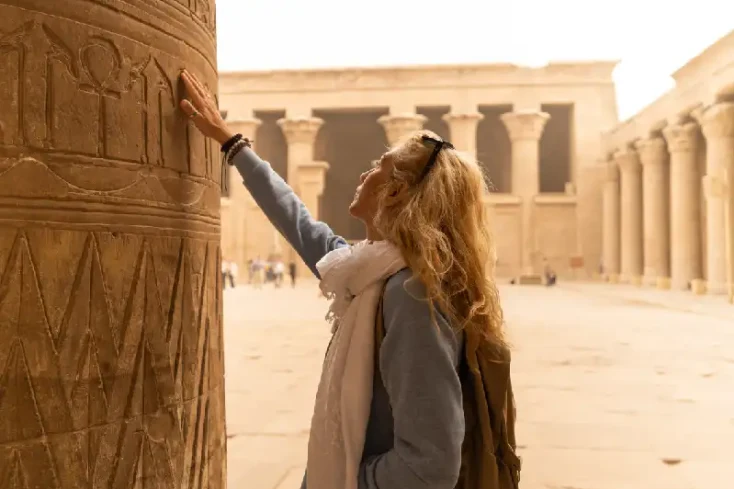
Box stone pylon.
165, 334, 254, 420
0, 2, 225, 488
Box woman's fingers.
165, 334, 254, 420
184, 71, 213, 109
181, 72, 209, 113
179, 99, 197, 117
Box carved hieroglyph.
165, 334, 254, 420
0, 2, 224, 488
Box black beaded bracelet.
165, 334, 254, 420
221, 133, 243, 153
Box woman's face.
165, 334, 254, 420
349, 151, 395, 223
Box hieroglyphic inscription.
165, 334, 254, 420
0, 18, 219, 183
0, 3, 224, 488
0, 229, 225, 489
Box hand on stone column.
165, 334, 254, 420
180, 70, 234, 145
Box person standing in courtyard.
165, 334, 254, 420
229, 260, 238, 288
180, 70, 519, 489
289, 260, 297, 288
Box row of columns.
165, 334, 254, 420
602, 101, 734, 297
226, 108, 553, 279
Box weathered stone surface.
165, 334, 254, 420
227, 282, 734, 489
0, 1, 224, 488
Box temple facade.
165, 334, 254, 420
600, 30, 734, 300
219, 62, 619, 280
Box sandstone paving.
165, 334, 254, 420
223, 282, 734, 489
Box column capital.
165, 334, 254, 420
228, 117, 261, 139
700, 102, 734, 139
634, 137, 667, 166
662, 122, 700, 153
613, 148, 641, 173
378, 113, 427, 146
442, 112, 485, 123
277, 117, 324, 145
500, 111, 550, 141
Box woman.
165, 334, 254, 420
180, 71, 508, 489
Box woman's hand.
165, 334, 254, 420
179, 70, 234, 145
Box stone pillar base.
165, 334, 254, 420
517, 274, 544, 285
691, 279, 707, 295
643, 275, 658, 286
608, 274, 620, 284
630, 276, 643, 286
656, 277, 672, 290
705, 281, 728, 295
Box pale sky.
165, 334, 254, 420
215, 0, 733, 120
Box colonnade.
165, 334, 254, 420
226, 107, 554, 280
601, 102, 734, 299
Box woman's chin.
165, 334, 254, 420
348, 202, 364, 220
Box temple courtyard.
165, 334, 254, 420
223, 282, 734, 489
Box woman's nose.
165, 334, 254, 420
359, 171, 368, 182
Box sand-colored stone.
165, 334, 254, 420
636, 137, 670, 285
664, 123, 704, 290
700, 102, 734, 294
219, 62, 620, 280
501, 110, 550, 277
601, 30, 734, 300
0, 2, 225, 487
443, 111, 484, 157
226, 282, 734, 489
614, 148, 643, 284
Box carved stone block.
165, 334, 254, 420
0, 2, 224, 488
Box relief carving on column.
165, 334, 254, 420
500, 111, 550, 141
0, 5, 224, 489
701, 102, 734, 139
377, 113, 427, 146
0, 20, 222, 217
662, 122, 701, 153
634, 137, 667, 166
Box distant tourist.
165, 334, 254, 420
221, 259, 230, 289
289, 261, 297, 287
273, 260, 285, 288
250, 256, 264, 289
544, 261, 557, 286
182, 70, 519, 489
229, 260, 238, 288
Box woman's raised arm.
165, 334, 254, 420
179, 70, 347, 277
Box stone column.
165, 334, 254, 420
277, 117, 324, 193
614, 148, 644, 284
277, 117, 323, 270
635, 137, 670, 286
296, 160, 330, 277
602, 161, 621, 282
663, 122, 703, 290
700, 102, 734, 294
227, 117, 261, 274
378, 113, 427, 146
500, 110, 550, 278
442, 112, 484, 157
0, 3, 225, 488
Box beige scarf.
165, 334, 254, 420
307, 240, 406, 489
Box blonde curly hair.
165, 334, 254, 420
374, 130, 506, 347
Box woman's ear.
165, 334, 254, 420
383, 181, 407, 204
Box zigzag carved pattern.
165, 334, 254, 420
0, 229, 224, 489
